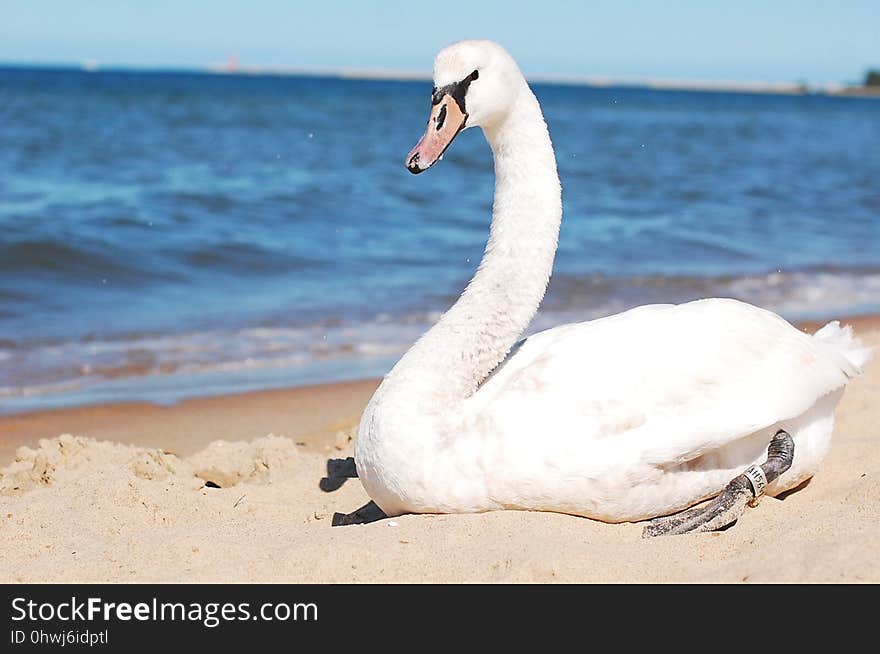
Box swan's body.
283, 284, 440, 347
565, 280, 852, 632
354, 40, 871, 526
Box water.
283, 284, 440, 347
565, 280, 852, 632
1, 66, 879, 413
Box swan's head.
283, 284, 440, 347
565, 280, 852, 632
406, 40, 524, 174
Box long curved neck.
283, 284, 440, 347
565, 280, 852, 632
381, 84, 561, 412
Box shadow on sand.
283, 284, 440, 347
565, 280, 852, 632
774, 477, 811, 500
318, 456, 388, 526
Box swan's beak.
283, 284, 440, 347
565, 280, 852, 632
405, 92, 467, 174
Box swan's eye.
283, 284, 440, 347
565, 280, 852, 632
436, 104, 447, 131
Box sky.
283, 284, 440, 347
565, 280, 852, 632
1, 1, 878, 84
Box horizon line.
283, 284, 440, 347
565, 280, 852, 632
1, 60, 877, 98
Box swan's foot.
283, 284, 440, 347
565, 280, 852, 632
642, 429, 795, 538
331, 500, 387, 526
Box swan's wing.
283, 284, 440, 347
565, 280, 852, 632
466, 298, 860, 465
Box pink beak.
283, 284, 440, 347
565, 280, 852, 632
405, 92, 468, 174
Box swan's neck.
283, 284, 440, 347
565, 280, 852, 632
380, 86, 562, 412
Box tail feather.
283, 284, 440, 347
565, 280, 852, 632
812, 320, 873, 377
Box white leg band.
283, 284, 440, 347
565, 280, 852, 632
743, 464, 767, 497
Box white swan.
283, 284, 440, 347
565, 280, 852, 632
353, 40, 872, 535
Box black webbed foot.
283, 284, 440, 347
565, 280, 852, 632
642, 429, 794, 538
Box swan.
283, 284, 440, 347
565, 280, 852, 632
352, 40, 872, 536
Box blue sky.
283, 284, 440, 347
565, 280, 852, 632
2, 1, 877, 83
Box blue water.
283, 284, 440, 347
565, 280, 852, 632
1, 66, 879, 413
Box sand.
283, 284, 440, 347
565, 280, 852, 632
1, 322, 877, 583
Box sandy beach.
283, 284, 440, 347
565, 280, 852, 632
1, 317, 877, 583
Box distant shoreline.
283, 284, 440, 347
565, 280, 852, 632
2, 61, 879, 99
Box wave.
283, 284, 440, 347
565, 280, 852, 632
544, 266, 880, 319
0, 240, 129, 275
0, 234, 326, 290
2, 267, 879, 412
